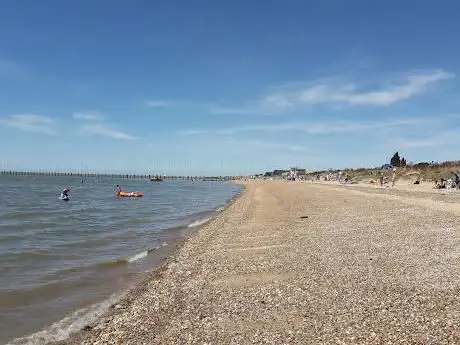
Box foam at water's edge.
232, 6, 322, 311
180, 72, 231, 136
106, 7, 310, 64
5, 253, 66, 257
187, 216, 212, 228
127, 250, 148, 263
6, 293, 124, 345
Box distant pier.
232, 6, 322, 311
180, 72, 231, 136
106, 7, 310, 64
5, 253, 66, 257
0, 170, 240, 181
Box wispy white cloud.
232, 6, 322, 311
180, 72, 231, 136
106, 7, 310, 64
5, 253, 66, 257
177, 129, 209, 136
145, 100, 170, 108
173, 138, 312, 158
299, 69, 454, 106
82, 123, 138, 140
72, 111, 104, 121
0, 114, 57, 135
73, 110, 137, 140
208, 105, 270, 115
176, 118, 425, 136
209, 69, 455, 115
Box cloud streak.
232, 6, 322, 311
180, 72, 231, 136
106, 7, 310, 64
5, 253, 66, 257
209, 69, 455, 115
174, 138, 312, 158
176, 118, 425, 136
145, 100, 170, 108
73, 110, 137, 140
0, 114, 57, 135
296, 69, 454, 106
72, 111, 104, 121
82, 124, 138, 140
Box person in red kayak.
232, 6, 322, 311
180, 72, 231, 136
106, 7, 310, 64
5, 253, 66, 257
116, 185, 122, 195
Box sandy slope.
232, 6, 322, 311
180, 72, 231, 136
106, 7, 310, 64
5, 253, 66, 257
59, 180, 460, 345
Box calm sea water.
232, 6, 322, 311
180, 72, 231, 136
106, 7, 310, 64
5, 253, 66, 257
0, 176, 242, 345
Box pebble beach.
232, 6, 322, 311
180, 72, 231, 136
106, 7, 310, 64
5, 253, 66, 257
55, 180, 460, 345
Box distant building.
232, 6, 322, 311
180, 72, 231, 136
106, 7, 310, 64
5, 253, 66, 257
291, 168, 306, 175
272, 169, 289, 176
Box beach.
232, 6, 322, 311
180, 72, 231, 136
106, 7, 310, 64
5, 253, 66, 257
56, 180, 459, 345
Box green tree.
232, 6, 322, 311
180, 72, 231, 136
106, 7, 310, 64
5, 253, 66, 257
390, 152, 401, 167
400, 157, 407, 167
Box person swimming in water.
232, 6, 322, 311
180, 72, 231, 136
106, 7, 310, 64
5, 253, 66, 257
61, 188, 70, 199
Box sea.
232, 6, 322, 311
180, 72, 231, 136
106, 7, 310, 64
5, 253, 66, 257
0, 175, 243, 345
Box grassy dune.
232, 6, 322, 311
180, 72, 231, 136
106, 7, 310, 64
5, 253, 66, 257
309, 161, 460, 184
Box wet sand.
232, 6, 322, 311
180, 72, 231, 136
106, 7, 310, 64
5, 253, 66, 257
56, 180, 460, 344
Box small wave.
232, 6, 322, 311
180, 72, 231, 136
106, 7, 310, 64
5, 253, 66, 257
6, 293, 123, 345
95, 258, 128, 269
0, 234, 24, 243
187, 217, 212, 228
91, 246, 168, 269
148, 245, 161, 252
59, 251, 151, 274
3, 211, 42, 220
127, 250, 148, 263
1, 250, 57, 263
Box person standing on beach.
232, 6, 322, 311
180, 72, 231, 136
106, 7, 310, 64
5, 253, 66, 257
391, 168, 397, 187
379, 172, 384, 186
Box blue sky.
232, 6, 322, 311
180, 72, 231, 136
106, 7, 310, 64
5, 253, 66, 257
1, 0, 460, 175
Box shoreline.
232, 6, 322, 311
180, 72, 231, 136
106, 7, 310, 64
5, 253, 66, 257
41, 182, 247, 345
51, 180, 459, 344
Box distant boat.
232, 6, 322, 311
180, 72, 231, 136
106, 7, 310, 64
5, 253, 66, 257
150, 176, 163, 182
